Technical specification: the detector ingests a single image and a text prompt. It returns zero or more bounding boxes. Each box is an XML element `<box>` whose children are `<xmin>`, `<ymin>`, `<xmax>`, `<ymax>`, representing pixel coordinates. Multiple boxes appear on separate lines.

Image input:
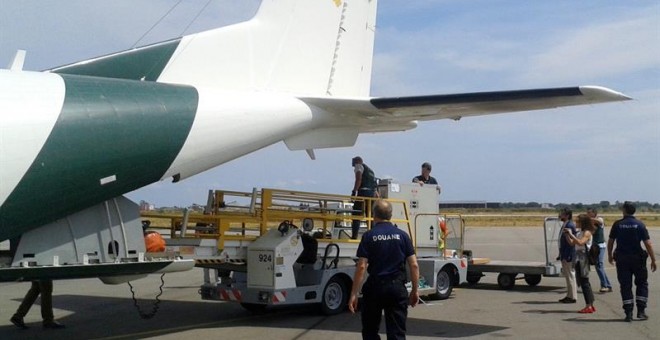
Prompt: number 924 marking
<box><xmin>258</xmin><ymin>254</ymin><xmax>272</xmax><ymax>262</ymax></box>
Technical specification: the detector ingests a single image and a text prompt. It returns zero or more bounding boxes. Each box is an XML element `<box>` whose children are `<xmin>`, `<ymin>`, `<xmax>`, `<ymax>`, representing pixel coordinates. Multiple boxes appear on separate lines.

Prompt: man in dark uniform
<box><xmin>351</xmin><ymin>156</ymin><xmax>379</xmax><ymax>239</ymax></box>
<box><xmin>349</xmin><ymin>200</ymin><xmax>419</xmax><ymax>340</ymax></box>
<box><xmin>608</xmin><ymin>201</ymin><xmax>657</xmax><ymax>322</ymax></box>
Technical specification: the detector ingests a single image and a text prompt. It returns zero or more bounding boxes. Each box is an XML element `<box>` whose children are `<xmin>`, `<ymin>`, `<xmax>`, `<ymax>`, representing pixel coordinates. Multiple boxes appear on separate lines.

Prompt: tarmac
<box><xmin>0</xmin><ymin>226</ymin><xmax>658</xmax><ymax>340</ymax></box>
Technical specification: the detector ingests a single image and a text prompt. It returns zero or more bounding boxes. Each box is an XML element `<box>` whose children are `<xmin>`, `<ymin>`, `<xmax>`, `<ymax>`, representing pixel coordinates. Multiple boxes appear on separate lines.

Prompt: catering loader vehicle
<box><xmin>143</xmin><ymin>181</ymin><xmax>467</xmax><ymax>314</ymax></box>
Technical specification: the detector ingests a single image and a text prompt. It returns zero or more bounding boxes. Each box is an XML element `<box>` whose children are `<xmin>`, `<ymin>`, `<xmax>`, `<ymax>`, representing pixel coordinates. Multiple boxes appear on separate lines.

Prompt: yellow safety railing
<box><xmin>141</xmin><ymin>188</ymin><xmax>414</xmax><ymax>251</ymax></box>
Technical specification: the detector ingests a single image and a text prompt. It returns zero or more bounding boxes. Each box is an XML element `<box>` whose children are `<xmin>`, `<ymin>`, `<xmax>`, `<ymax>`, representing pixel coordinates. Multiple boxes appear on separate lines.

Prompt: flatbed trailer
<box><xmin>465</xmin><ymin>217</ymin><xmax>563</xmax><ymax>290</ymax></box>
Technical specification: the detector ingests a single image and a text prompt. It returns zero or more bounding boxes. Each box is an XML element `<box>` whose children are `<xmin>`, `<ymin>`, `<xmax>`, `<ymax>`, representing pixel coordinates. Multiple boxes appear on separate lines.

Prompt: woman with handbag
<box><xmin>564</xmin><ymin>214</ymin><xmax>597</xmax><ymax>313</ymax></box>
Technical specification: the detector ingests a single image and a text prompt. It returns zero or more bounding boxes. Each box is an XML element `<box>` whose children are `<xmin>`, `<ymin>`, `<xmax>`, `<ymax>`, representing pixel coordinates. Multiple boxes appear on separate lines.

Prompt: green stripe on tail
<box><xmin>53</xmin><ymin>39</ymin><xmax>181</xmax><ymax>81</ymax></box>
<box><xmin>0</xmin><ymin>74</ymin><xmax>198</xmax><ymax>240</ymax></box>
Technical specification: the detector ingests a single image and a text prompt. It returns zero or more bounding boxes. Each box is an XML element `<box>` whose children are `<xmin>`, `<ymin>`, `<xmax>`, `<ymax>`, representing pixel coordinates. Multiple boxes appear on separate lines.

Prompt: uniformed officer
<box><xmin>608</xmin><ymin>201</ymin><xmax>657</xmax><ymax>322</ymax></box>
<box><xmin>349</xmin><ymin>200</ymin><xmax>419</xmax><ymax>340</ymax></box>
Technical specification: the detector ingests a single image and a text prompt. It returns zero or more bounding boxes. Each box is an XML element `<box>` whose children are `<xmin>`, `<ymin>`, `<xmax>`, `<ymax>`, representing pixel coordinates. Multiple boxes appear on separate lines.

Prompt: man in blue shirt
<box><xmin>349</xmin><ymin>200</ymin><xmax>419</xmax><ymax>340</ymax></box>
<box><xmin>608</xmin><ymin>201</ymin><xmax>657</xmax><ymax>321</ymax></box>
<box><xmin>412</xmin><ymin>162</ymin><xmax>438</xmax><ymax>185</ymax></box>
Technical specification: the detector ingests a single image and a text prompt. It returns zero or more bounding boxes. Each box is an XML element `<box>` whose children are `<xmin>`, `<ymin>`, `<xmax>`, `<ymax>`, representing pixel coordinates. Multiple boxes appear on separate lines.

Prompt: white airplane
<box><xmin>0</xmin><ymin>0</ymin><xmax>629</xmax><ymax>282</ymax></box>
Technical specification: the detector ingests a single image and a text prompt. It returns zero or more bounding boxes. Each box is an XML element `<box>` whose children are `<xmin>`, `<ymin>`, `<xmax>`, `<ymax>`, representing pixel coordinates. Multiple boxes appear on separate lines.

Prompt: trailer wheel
<box><xmin>241</xmin><ymin>303</ymin><xmax>267</xmax><ymax>314</ymax></box>
<box><xmin>431</xmin><ymin>268</ymin><xmax>453</xmax><ymax>300</ymax></box>
<box><xmin>320</xmin><ymin>276</ymin><xmax>348</xmax><ymax>315</ymax></box>
<box><xmin>524</xmin><ymin>274</ymin><xmax>542</xmax><ymax>286</ymax></box>
<box><xmin>497</xmin><ymin>273</ymin><xmax>516</xmax><ymax>290</ymax></box>
<box><xmin>466</xmin><ymin>273</ymin><xmax>482</xmax><ymax>285</ymax></box>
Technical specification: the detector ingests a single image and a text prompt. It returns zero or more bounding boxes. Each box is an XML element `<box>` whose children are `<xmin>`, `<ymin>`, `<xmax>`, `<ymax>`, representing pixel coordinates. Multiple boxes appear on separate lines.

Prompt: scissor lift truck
<box><xmin>464</xmin><ymin>217</ymin><xmax>563</xmax><ymax>290</ymax></box>
<box><xmin>143</xmin><ymin>183</ymin><xmax>467</xmax><ymax>314</ymax></box>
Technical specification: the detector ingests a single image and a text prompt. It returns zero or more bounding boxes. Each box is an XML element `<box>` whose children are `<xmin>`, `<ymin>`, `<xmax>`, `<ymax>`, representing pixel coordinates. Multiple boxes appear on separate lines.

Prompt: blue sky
<box><xmin>1</xmin><ymin>0</ymin><xmax>658</xmax><ymax>206</ymax></box>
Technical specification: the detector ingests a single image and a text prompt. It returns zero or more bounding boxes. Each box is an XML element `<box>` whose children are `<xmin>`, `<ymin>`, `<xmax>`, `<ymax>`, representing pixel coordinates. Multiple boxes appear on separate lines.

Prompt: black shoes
<box><xmin>10</xmin><ymin>316</ymin><xmax>65</xmax><ymax>329</ymax></box>
<box><xmin>559</xmin><ymin>297</ymin><xmax>577</xmax><ymax>303</ymax></box>
<box><xmin>10</xmin><ymin>315</ymin><xmax>28</xmax><ymax>329</ymax></box>
<box><xmin>637</xmin><ymin>310</ymin><xmax>648</xmax><ymax>321</ymax></box>
<box><xmin>43</xmin><ymin>320</ymin><xmax>65</xmax><ymax>329</ymax></box>
<box><xmin>623</xmin><ymin>309</ymin><xmax>649</xmax><ymax>322</ymax></box>
<box><xmin>624</xmin><ymin>312</ymin><xmax>633</xmax><ymax>322</ymax></box>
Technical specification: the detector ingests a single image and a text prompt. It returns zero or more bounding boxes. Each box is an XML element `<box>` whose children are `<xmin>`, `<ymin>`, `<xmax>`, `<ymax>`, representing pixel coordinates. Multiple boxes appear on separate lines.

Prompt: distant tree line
<box><xmin>499</xmin><ymin>201</ymin><xmax>660</xmax><ymax>212</ymax></box>
<box><xmin>148</xmin><ymin>201</ymin><xmax>660</xmax><ymax>213</ymax></box>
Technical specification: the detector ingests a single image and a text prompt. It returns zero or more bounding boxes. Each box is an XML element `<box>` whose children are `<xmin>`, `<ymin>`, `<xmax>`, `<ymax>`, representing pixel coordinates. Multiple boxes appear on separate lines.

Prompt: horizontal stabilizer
<box><xmin>370</xmin><ymin>86</ymin><xmax>631</xmax><ymax>120</ymax></box>
<box><xmin>300</xmin><ymin>86</ymin><xmax>630</xmax><ymax>134</ymax></box>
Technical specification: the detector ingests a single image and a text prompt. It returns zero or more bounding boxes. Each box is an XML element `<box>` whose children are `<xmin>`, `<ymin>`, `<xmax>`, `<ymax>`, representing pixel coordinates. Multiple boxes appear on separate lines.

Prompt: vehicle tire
<box><xmin>240</xmin><ymin>303</ymin><xmax>267</xmax><ymax>313</ymax></box>
<box><xmin>431</xmin><ymin>268</ymin><xmax>453</xmax><ymax>300</ymax></box>
<box><xmin>466</xmin><ymin>273</ymin><xmax>481</xmax><ymax>285</ymax></box>
<box><xmin>320</xmin><ymin>276</ymin><xmax>348</xmax><ymax>315</ymax></box>
<box><xmin>524</xmin><ymin>274</ymin><xmax>542</xmax><ymax>286</ymax></box>
<box><xmin>497</xmin><ymin>273</ymin><xmax>516</xmax><ymax>290</ymax></box>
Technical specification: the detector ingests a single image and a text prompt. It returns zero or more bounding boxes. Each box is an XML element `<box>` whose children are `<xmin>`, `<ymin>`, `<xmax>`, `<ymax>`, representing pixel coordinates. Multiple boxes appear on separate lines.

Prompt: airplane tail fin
<box><xmin>158</xmin><ymin>0</ymin><xmax>377</xmax><ymax>96</ymax></box>
<box><xmin>53</xmin><ymin>1</ymin><xmax>377</xmax><ymax>97</ymax></box>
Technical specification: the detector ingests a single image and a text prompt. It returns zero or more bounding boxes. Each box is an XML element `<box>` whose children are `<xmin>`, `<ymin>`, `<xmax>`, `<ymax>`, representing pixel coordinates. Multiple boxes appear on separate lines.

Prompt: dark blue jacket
<box><xmin>356</xmin><ymin>222</ymin><xmax>414</xmax><ymax>278</ymax></box>
<box><xmin>609</xmin><ymin>215</ymin><xmax>650</xmax><ymax>255</ymax></box>
<box><xmin>559</xmin><ymin>220</ymin><xmax>576</xmax><ymax>261</ymax></box>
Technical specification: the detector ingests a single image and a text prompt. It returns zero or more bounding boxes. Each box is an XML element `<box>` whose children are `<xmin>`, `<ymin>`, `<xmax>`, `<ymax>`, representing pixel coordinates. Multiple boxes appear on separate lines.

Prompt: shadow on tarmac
<box><xmin>461</xmin><ymin>282</ymin><xmax>562</xmax><ymax>293</ymax></box>
<box><xmin>1</xmin><ymin>294</ymin><xmax>507</xmax><ymax>340</ymax></box>
<box><xmin>562</xmin><ymin>317</ymin><xmax>631</xmax><ymax>323</ymax></box>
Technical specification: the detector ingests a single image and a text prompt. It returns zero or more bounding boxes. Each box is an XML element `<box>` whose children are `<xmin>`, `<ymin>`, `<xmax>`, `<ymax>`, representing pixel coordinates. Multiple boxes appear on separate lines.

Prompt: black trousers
<box><xmin>14</xmin><ymin>280</ymin><xmax>54</xmax><ymax>321</ymax></box>
<box><xmin>575</xmin><ymin>260</ymin><xmax>594</xmax><ymax>305</ymax></box>
<box><xmin>361</xmin><ymin>278</ymin><xmax>408</xmax><ymax>340</ymax></box>
<box><xmin>615</xmin><ymin>252</ymin><xmax>649</xmax><ymax>311</ymax></box>
<box><xmin>352</xmin><ymin>189</ymin><xmax>376</xmax><ymax>239</ymax></box>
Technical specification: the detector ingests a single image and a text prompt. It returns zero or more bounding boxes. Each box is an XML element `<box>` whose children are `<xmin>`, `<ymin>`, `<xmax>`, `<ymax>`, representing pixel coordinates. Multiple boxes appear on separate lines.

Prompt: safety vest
<box><xmin>361</xmin><ymin>164</ymin><xmax>377</xmax><ymax>190</ymax></box>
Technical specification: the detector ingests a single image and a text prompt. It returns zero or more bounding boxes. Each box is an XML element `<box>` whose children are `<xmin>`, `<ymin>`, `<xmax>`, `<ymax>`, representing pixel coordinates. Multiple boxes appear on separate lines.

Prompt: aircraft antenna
<box><xmin>131</xmin><ymin>0</ymin><xmax>184</xmax><ymax>49</ymax></box>
<box><xmin>179</xmin><ymin>0</ymin><xmax>213</xmax><ymax>36</ymax></box>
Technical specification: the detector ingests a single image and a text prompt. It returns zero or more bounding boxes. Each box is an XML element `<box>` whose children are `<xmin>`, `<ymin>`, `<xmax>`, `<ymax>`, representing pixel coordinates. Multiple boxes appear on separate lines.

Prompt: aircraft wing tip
<box><xmin>579</xmin><ymin>85</ymin><xmax>632</xmax><ymax>101</ymax></box>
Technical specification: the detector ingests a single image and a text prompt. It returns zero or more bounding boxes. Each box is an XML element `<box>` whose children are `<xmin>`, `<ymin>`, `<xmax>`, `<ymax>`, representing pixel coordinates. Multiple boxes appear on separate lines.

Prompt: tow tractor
<box><xmin>142</xmin><ymin>181</ymin><xmax>468</xmax><ymax>314</ymax></box>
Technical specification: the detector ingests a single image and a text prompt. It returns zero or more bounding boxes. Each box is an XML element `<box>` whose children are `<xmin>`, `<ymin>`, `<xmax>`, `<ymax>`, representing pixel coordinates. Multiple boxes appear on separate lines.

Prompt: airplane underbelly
<box><xmin>162</xmin><ymin>89</ymin><xmax>314</xmax><ymax>181</ymax></box>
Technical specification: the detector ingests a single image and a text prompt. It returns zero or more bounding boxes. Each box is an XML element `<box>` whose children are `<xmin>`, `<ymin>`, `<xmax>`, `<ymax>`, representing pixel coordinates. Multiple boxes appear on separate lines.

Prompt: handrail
<box><xmin>141</xmin><ymin>188</ymin><xmax>413</xmax><ymax>258</ymax></box>
<box><xmin>322</xmin><ymin>243</ymin><xmax>340</xmax><ymax>269</ymax></box>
